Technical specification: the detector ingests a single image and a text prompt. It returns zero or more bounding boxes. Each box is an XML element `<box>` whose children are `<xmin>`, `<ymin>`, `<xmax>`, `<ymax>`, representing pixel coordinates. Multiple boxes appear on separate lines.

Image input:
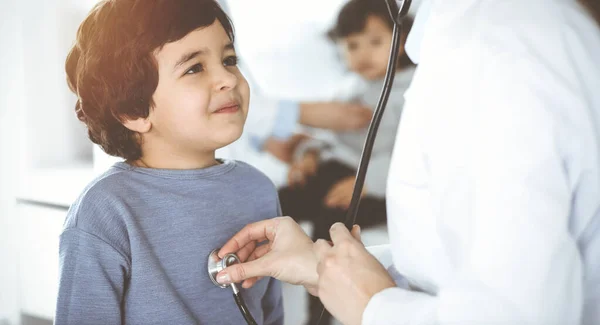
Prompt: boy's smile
<box><xmin>212</xmin><ymin>100</ymin><xmax>241</xmax><ymax>114</ymax></box>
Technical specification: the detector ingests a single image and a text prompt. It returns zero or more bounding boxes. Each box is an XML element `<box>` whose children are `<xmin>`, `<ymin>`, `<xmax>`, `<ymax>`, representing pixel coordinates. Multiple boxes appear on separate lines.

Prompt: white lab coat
<box><xmin>364</xmin><ymin>0</ymin><xmax>600</xmax><ymax>324</ymax></box>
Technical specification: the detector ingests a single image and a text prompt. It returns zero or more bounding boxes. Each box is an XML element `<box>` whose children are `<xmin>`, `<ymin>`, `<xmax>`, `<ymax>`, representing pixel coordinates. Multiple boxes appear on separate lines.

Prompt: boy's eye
<box><xmin>223</xmin><ymin>55</ymin><xmax>239</xmax><ymax>67</ymax></box>
<box><xmin>185</xmin><ymin>63</ymin><xmax>203</xmax><ymax>75</ymax></box>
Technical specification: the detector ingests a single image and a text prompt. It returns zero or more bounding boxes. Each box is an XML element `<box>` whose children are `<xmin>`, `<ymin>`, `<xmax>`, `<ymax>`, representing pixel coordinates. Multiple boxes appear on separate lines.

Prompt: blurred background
<box><xmin>0</xmin><ymin>0</ymin><xmax>420</xmax><ymax>324</ymax></box>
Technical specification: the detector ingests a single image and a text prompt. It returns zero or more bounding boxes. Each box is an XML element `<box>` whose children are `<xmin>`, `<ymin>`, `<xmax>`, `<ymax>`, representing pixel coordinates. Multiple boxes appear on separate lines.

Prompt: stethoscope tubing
<box><xmin>344</xmin><ymin>18</ymin><xmax>404</xmax><ymax>230</ymax></box>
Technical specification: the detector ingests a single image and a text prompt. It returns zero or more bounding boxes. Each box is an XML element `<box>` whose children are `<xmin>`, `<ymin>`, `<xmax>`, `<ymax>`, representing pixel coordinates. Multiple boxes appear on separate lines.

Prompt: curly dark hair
<box><xmin>66</xmin><ymin>0</ymin><xmax>234</xmax><ymax>161</ymax></box>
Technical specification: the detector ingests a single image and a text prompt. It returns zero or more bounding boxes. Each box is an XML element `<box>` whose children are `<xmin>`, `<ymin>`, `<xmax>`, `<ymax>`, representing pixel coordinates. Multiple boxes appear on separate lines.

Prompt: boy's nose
<box><xmin>214</xmin><ymin>68</ymin><xmax>238</xmax><ymax>91</ymax></box>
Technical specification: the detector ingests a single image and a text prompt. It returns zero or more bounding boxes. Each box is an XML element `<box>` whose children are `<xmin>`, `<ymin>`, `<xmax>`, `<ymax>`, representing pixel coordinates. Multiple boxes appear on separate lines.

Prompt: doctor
<box><xmin>217</xmin><ymin>1</ymin><xmax>600</xmax><ymax>324</ymax></box>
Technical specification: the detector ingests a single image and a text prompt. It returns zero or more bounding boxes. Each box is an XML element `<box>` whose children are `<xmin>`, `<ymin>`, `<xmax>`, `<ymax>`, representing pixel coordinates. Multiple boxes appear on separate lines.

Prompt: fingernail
<box><xmin>217</xmin><ymin>272</ymin><xmax>231</xmax><ymax>284</ymax></box>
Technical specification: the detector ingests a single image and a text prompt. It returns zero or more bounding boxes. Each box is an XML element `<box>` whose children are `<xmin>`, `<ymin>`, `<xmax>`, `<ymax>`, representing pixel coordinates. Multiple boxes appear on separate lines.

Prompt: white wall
<box><xmin>19</xmin><ymin>0</ymin><xmax>95</xmax><ymax>169</ymax></box>
<box><xmin>0</xmin><ymin>0</ymin><xmax>25</xmax><ymax>323</ymax></box>
<box><xmin>0</xmin><ymin>1</ymin><xmax>99</xmax><ymax>323</ymax></box>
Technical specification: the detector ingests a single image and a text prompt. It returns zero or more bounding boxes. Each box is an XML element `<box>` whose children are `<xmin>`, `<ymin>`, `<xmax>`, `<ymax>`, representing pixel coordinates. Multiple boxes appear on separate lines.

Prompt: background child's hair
<box><xmin>327</xmin><ymin>0</ymin><xmax>414</xmax><ymax>69</ymax></box>
<box><xmin>66</xmin><ymin>0</ymin><xmax>234</xmax><ymax>161</ymax></box>
<box><xmin>579</xmin><ymin>0</ymin><xmax>600</xmax><ymax>26</ymax></box>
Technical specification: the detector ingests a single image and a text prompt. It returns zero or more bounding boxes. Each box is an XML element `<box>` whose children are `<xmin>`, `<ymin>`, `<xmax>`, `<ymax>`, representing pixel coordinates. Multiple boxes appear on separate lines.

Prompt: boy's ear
<box><xmin>123</xmin><ymin>117</ymin><xmax>152</xmax><ymax>134</ymax></box>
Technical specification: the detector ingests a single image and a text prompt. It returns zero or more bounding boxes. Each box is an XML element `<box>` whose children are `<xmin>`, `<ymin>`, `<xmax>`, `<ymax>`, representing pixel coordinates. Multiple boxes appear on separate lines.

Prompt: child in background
<box><xmin>277</xmin><ymin>0</ymin><xmax>415</xmax><ymax>323</ymax></box>
<box><xmin>55</xmin><ymin>1</ymin><xmax>283</xmax><ymax>324</ymax></box>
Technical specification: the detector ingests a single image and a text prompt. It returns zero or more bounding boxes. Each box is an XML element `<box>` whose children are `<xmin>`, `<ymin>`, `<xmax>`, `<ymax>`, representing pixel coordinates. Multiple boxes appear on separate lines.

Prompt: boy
<box><xmin>55</xmin><ymin>1</ymin><xmax>283</xmax><ymax>324</ymax></box>
<box><xmin>277</xmin><ymin>0</ymin><xmax>415</xmax><ymax>323</ymax></box>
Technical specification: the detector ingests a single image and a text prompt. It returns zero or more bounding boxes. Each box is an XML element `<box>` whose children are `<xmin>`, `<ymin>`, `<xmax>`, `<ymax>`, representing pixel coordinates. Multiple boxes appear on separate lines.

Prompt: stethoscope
<box><xmin>207</xmin><ymin>1</ymin><xmax>413</xmax><ymax>324</ymax></box>
<box><xmin>208</xmin><ymin>249</ymin><xmax>258</xmax><ymax>325</ymax></box>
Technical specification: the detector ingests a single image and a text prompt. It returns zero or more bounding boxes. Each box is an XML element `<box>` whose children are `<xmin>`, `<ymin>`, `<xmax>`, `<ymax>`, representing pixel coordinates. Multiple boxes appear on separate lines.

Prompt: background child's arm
<box><xmin>54</xmin><ymin>228</ymin><xmax>130</xmax><ymax>325</ymax></box>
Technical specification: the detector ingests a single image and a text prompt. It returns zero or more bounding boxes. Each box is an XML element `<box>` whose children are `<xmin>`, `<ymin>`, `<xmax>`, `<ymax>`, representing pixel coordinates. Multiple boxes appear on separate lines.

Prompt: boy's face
<box><xmin>340</xmin><ymin>15</ymin><xmax>396</xmax><ymax>81</ymax></box>
<box><xmin>149</xmin><ymin>20</ymin><xmax>249</xmax><ymax>156</ymax></box>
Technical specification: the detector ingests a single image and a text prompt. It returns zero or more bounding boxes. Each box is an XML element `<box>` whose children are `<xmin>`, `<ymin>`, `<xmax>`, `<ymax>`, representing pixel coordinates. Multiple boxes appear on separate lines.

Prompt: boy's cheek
<box><xmin>239</xmin><ymin>76</ymin><xmax>250</xmax><ymax>95</ymax></box>
<box><xmin>240</xmin><ymin>82</ymin><xmax>251</xmax><ymax>109</ymax></box>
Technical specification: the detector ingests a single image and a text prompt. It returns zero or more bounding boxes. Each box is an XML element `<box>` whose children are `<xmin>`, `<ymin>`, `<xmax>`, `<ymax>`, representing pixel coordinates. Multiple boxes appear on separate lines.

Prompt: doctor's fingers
<box><xmin>329</xmin><ymin>223</ymin><xmax>363</xmax><ymax>254</ymax></box>
<box><xmin>247</xmin><ymin>243</ymin><xmax>271</xmax><ymax>262</ymax></box>
<box><xmin>240</xmin><ymin>245</ymin><xmax>271</xmax><ymax>288</ymax></box>
<box><xmin>234</xmin><ymin>241</ymin><xmax>257</xmax><ymax>263</ymax></box>
<box><xmin>314</xmin><ymin>226</ymin><xmax>361</xmax><ymax>281</ymax></box>
<box><xmin>216</xmin><ymin>257</ymin><xmax>270</xmax><ymax>285</ymax></box>
<box><xmin>315</xmin><ymin>242</ymin><xmax>347</xmax><ymax>293</ymax></box>
<box><xmin>350</xmin><ymin>225</ymin><xmax>362</xmax><ymax>242</ymax></box>
<box><xmin>218</xmin><ymin>217</ymin><xmax>281</xmax><ymax>258</ymax></box>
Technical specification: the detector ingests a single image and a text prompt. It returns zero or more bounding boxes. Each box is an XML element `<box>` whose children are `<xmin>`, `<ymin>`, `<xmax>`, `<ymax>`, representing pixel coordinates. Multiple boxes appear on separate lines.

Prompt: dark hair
<box><xmin>66</xmin><ymin>0</ymin><xmax>234</xmax><ymax>161</ymax></box>
<box><xmin>327</xmin><ymin>0</ymin><xmax>414</xmax><ymax>68</ymax></box>
<box><xmin>579</xmin><ymin>0</ymin><xmax>600</xmax><ymax>26</ymax></box>
<box><xmin>327</xmin><ymin>0</ymin><xmax>395</xmax><ymax>40</ymax></box>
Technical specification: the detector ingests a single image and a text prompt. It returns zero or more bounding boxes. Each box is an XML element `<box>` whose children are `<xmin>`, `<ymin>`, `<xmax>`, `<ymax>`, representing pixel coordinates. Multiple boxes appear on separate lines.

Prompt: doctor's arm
<box><xmin>360</xmin><ymin>56</ymin><xmax>582</xmax><ymax>325</ymax></box>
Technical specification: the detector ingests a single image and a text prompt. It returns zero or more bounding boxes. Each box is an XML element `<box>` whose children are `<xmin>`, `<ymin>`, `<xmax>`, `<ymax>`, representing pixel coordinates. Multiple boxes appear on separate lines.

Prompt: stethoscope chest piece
<box><xmin>207</xmin><ymin>249</ymin><xmax>256</xmax><ymax>324</ymax></box>
<box><xmin>208</xmin><ymin>248</ymin><xmax>240</xmax><ymax>289</ymax></box>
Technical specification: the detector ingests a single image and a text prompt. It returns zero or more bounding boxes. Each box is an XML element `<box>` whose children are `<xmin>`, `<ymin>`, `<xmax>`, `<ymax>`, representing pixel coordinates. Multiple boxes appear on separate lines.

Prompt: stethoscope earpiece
<box><xmin>387</xmin><ymin>0</ymin><xmax>412</xmax><ymax>24</ymax></box>
<box><xmin>399</xmin><ymin>0</ymin><xmax>412</xmax><ymax>18</ymax></box>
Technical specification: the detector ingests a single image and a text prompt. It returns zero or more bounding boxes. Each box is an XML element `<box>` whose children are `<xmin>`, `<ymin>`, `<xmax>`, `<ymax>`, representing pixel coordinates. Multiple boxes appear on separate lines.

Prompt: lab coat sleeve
<box><xmin>363</xmin><ymin>48</ymin><xmax>582</xmax><ymax>324</ymax></box>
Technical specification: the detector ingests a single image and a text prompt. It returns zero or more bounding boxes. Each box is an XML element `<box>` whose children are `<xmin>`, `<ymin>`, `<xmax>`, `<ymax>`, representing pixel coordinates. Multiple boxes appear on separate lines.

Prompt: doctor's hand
<box><xmin>315</xmin><ymin>223</ymin><xmax>395</xmax><ymax>325</ymax></box>
<box><xmin>299</xmin><ymin>102</ymin><xmax>372</xmax><ymax>131</ymax></box>
<box><xmin>216</xmin><ymin>216</ymin><xmax>320</xmax><ymax>294</ymax></box>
